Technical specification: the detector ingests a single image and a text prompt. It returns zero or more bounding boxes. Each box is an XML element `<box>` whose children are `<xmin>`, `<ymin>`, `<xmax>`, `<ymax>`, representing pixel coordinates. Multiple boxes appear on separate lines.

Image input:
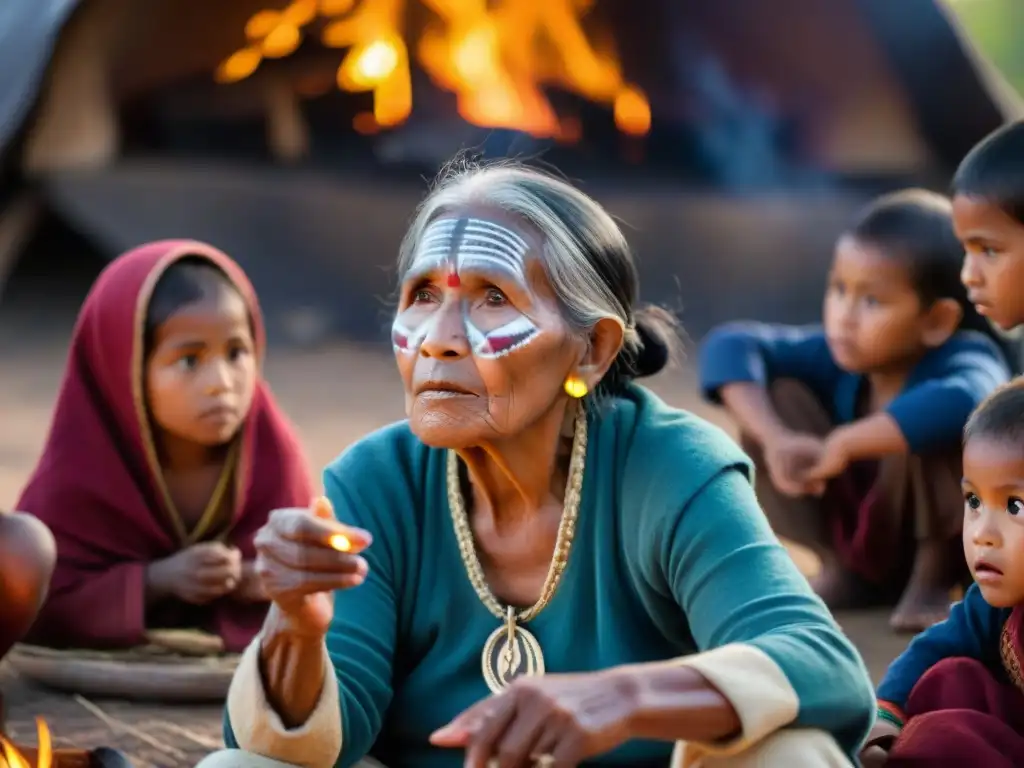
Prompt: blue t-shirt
<box><xmin>698</xmin><ymin>324</ymin><xmax>1011</xmax><ymax>453</ymax></box>
<box><xmin>877</xmin><ymin>583</ymin><xmax>1011</xmax><ymax>710</ymax></box>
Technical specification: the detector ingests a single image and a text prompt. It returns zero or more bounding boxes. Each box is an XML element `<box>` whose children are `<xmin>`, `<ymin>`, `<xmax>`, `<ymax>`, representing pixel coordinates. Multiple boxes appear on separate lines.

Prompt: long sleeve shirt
<box><xmin>698</xmin><ymin>324</ymin><xmax>1010</xmax><ymax>452</ymax></box>
<box><xmin>223</xmin><ymin>385</ymin><xmax>874</xmax><ymax>767</ymax></box>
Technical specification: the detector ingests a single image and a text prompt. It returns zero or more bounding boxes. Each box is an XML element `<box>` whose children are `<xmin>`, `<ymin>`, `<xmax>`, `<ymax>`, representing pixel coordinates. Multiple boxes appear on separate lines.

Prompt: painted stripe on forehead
<box><xmin>418</xmin><ymin>221</ymin><xmax>528</xmax><ymax>254</ymax></box>
<box><xmin>419</xmin><ymin>217</ymin><xmax>528</xmax><ymax>246</ymax></box>
<box><xmin>414</xmin><ymin>241</ymin><xmax>524</xmax><ymax>270</ymax></box>
<box><xmin>463</xmin><ymin>220</ymin><xmax>529</xmax><ymax>252</ymax></box>
<box><xmin>412</xmin><ymin>217</ymin><xmax>530</xmax><ymax>275</ymax></box>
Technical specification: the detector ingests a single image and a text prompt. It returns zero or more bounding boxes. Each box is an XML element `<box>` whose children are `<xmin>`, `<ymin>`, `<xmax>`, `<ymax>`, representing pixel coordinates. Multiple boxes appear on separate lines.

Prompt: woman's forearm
<box><xmin>623</xmin><ymin>663</ymin><xmax>741</xmax><ymax>744</ymax></box>
<box><xmin>719</xmin><ymin>383</ymin><xmax>788</xmax><ymax>445</ymax></box>
<box><xmin>258</xmin><ymin>606</ymin><xmax>330</xmax><ymax>728</ymax></box>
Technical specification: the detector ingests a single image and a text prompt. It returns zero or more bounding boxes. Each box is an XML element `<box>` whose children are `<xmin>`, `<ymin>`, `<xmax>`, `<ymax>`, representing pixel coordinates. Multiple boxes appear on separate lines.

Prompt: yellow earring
<box><xmin>564</xmin><ymin>376</ymin><xmax>588</xmax><ymax>398</ymax></box>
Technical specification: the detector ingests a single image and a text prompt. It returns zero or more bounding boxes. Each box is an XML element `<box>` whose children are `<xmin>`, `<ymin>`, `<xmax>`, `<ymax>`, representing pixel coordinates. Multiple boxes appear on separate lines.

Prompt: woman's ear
<box><xmin>576</xmin><ymin>318</ymin><xmax>624</xmax><ymax>389</ymax></box>
<box><xmin>922</xmin><ymin>298</ymin><xmax>963</xmax><ymax>348</ymax></box>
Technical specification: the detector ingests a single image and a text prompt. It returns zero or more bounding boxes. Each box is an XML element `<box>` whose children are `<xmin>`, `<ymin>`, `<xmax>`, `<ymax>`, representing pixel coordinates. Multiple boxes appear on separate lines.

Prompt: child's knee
<box><xmin>767</xmin><ymin>380</ymin><xmax>832</xmax><ymax>436</ymax></box>
<box><xmin>917</xmin><ymin>656</ymin><xmax>989</xmax><ymax>687</ymax></box>
<box><xmin>0</xmin><ymin>511</ymin><xmax>56</xmax><ymax>609</ymax></box>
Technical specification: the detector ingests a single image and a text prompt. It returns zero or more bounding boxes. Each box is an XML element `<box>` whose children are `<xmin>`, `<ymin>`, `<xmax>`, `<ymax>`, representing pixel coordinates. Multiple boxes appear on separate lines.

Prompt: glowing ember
<box><xmin>216</xmin><ymin>0</ymin><xmax>650</xmax><ymax>138</ymax></box>
<box><xmin>0</xmin><ymin>718</ymin><xmax>53</xmax><ymax>768</ymax></box>
<box><xmin>328</xmin><ymin>533</ymin><xmax>353</xmax><ymax>552</ymax></box>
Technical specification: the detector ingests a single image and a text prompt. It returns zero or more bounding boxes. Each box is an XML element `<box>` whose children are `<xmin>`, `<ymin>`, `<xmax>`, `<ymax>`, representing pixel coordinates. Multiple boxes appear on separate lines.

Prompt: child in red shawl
<box><xmin>17</xmin><ymin>241</ymin><xmax>312</xmax><ymax>653</ymax></box>
<box><xmin>861</xmin><ymin>379</ymin><xmax>1024</xmax><ymax>766</ymax></box>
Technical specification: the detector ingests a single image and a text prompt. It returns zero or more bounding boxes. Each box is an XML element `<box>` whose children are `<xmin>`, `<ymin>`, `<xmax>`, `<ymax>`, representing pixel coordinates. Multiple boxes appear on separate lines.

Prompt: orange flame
<box><xmin>216</xmin><ymin>0</ymin><xmax>650</xmax><ymax>138</ymax></box>
<box><xmin>0</xmin><ymin>718</ymin><xmax>53</xmax><ymax>768</ymax></box>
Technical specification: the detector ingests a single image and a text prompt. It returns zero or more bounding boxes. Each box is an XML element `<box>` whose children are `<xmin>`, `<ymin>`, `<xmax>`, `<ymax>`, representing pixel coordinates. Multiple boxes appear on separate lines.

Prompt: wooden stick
<box><xmin>151</xmin><ymin>722</ymin><xmax>221</xmax><ymax>751</ymax></box>
<box><xmin>72</xmin><ymin>695</ymin><xmax>187</xmax><ymax>760</ymax></box>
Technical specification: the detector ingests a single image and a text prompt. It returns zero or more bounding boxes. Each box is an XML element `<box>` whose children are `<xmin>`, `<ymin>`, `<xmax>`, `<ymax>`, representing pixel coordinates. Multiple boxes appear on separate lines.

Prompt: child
<box><xmin>952</xmin><ymin>120</ymin><xmax>1024</xmax><ymax>332</ymax></box>
<box><xmin>0</xmin><ymin>510</ymin><xmax>55</xmax><ymax>725</ymax></box>
<box><xmin>698</xmin><ymin>189</ymin><xmax>1011</xmax><ymax>633</ymax></box>
<box><xmin>861</xmin><ymin>380</ymin><xmax>1024</xmax><ymax>766</ymax></box>
<box><xmin>17</xmin><ymin>240</ymin><xmax>312</xmax><ymax>653</ymax></box>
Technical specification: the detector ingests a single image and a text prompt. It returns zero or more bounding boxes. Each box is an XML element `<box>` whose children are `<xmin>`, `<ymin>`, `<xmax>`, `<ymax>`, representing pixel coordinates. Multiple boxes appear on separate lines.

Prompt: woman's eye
<box><xmin>863</xmin><ymin>295</ymin><xmax>879</xmax><ymax>307</ymax></box>
<box><xmin>413</xmin><ymin>288</ymin><xmax>435</xmax><ymax>304</ymax></box>
<box><xmin>228</xmin><ymin>345</ymin><xmax>249</xmax><ymax>362</ymax></box>
<box><xmin>1009</xmin><ymin>497</ymin><xmax>1024</xmax><ymax>516</ymax></box>
<box><xmin>965</xmin><ymin>492</ymin><xmax>981</xmax><ymax>510</ymax></box>
<box><xmin>485</xmin><ymin>287</ymin><xmax>507</xmax><ymax>306</ymax></box>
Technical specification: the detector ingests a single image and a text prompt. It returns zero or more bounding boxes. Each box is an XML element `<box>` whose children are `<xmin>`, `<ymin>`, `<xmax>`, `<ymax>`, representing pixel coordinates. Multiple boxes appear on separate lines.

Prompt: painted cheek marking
<box><xmin>466</xmin><ymin>315</ymin><xmax>540</xmax><ymax>358</ymax></box>
<box><xmin>391</xmin><ymin>316</ymin><xmax>430</xmax><ymax>355</ymax></box>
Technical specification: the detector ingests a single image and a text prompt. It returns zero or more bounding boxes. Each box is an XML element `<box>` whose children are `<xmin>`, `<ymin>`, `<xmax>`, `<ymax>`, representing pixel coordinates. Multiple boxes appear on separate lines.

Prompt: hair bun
<box><xmin>633</xmin><ymin>312</ymin><xmax>672</xmax><ymax>378</ymax></box>
<box><xmin>596</xmin><ymin>307</ymin><xmax>679</xmax><ymax>394</ymax></box>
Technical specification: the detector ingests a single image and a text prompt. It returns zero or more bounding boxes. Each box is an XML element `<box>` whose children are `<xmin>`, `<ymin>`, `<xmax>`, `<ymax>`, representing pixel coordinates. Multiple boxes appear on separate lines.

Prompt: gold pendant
<box><xmin>481</xmin><ymin>606</ymin><xmax>545</xmax><ymax>693</ymax></box>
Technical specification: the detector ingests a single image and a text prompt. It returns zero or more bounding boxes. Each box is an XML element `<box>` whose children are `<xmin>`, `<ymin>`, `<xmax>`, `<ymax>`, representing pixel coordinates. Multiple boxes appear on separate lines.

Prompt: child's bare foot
<box><xmin>811</xmin><ymin>563</ymin><xmax>886</xmax><ymax>609</ymax></box>
<box><xmin>889</xmin><ymin>539</ymin><xmax>956</xmax><ymax>633</ymax></box>
<box><xmin>889</xmin><ymin>586</ymin><xmax>952</xmax><ymax>633</ymax></box>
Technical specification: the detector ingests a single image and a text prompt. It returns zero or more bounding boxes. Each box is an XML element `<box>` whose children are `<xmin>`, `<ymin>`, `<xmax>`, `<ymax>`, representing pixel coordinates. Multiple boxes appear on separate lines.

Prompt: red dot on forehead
<box><xmin>447</xmin><ymin>272</ymin><xmax>461</xmax><ymax>288</ymax></box>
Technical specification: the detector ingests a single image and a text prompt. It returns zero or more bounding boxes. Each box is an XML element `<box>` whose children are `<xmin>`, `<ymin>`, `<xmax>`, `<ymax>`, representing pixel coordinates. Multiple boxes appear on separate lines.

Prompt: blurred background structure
<box><xmin>0</xmin><ymin>3</ymin><xmax>1023</xmax><ymax>763</ymax></box>
<box><xmin>0</xmin><ymin>0</ymin><xmax>1020</xmax><ymax>345</ymax></box>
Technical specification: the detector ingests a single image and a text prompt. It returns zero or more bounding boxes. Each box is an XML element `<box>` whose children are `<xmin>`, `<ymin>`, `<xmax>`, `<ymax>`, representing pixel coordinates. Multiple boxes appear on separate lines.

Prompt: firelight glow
<box><xmin>329</xmin><ymin>533</ymin><xmax>353</xmax><ymax>552</ymax></box>
<box><xmin>215</xmin><ymin>0</ymin><xmax>651</xmax><ymax>138</ymax></box>
<box><xmin>0</xmin><ymin>718</ymin><xmax>53</xmax><ymax>768</ymax></box>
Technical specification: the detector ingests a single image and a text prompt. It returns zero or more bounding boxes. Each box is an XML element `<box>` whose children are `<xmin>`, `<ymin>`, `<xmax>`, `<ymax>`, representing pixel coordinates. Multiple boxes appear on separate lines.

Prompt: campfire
<box><xmin>0</xmin><ymin>719</ymin><xmax>51</xmax><ymax>768</ymax></box>
<box><xmin>214</xmin><ymin>0</ymin><xmax>651</xmax><ymax>138</ymax></box>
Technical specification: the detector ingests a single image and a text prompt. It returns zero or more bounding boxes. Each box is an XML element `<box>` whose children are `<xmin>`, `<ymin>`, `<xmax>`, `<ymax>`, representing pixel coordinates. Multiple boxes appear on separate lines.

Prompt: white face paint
<box><xmin>392</xmin><ymin>217</ymin><xmax>542</xmax><ymax>357</ymax></box>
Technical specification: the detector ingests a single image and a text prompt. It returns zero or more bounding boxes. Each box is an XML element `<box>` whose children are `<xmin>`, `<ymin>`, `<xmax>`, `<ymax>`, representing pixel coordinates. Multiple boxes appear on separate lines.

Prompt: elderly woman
<box><xmin>202</xmin><ymin>164</ymin><xmax>874</xmax><ymax>768</ymax></box>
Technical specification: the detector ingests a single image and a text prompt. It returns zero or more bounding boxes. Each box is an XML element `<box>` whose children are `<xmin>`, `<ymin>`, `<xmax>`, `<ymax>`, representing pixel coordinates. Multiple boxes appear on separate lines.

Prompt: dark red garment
<box><xmin>17</xmin><ymin>240</ymin><xmax>312</xmax><ymax>653</ymax></box>
<box><xmin>887</xmin><ymin>608</ymin><xmax>1024</xmax><ymax>766</ymax></box>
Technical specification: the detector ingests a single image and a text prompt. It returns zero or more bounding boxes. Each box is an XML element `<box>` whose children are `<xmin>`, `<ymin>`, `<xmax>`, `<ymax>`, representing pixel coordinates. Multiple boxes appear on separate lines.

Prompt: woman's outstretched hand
<box><xmin>430</xmin><ymin>671</ymin><xmax>635</xmax><ymax>768</ymax></box>
<box><xmin>254</xmin><ymin>496</ymin><xmax>373</xmax><ymax>637</ymax></box>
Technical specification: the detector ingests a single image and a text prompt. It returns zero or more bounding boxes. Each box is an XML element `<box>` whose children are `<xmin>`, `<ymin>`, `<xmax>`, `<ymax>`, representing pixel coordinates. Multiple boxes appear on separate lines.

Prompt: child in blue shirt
<box><xmin>862</xmin><ymin>380</ymin><xmax>1024</xmax><ymax>766</ymax></box>
<box><xmin>699</xmin><ymin>189</ymin><xmax>1011</xmax><ymax>633</ymax></box>
<box><xmin>953</xmin><ymin>120</ymin><xmax>1024</xmax><ymax>332</ymax></box>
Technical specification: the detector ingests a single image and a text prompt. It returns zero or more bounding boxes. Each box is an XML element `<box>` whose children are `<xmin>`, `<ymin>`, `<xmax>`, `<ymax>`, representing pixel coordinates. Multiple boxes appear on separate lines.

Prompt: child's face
<box><xmin>962</xmin><ymin>436</ymin><xmax>1024</xmax><ymax>607</ymax></box>
<box><xmin>954</xmin><ymin>194</ymin><xmax>1024</xmax><ymax>331</ymax></box>
<box><xmin>823</xmin><ymin>236</ymin><xmax>933</xmax><ymax>374</ymax></box>
<box><xmin>145</xmin><ymin>284</ymin><xmax>257</xmax><ymax>449</ymax></box>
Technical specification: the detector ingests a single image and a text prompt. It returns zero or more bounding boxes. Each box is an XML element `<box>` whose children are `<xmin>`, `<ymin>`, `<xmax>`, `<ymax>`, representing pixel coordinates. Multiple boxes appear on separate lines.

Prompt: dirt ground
<box><xmin>0</xmin><ymin>312</ymin><xmax>908</xmax><ymax>766</ymax></box>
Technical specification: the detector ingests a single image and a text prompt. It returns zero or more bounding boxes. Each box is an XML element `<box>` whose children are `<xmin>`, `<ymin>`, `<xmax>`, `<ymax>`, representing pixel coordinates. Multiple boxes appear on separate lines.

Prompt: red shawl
<box><xmin>17</xmin><ymin>240</ymin><xmax>312</xmax><ymax>653</ymax></box>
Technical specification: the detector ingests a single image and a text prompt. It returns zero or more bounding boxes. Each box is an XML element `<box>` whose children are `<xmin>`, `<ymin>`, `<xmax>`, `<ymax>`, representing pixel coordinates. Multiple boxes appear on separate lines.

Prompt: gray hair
<box><xmin>397</xmin><ymin>161</ymin><xmax>677</xmax><ymax>391</ymax></box>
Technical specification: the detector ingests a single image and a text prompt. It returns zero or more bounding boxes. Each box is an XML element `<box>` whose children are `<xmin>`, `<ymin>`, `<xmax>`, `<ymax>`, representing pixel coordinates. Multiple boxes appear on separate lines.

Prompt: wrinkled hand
<box><xmin>151</xmin><ymin>542</ymin><xmax>242</xmax><ymax>605</ymax></box>
<box><xmin>253</xmin><ymin>496</ymin><xmax>373</xmax><ymax>638</ymax></box>
<box><xmin>858</xmin><ymin>719</ymin><xmax>900</xmax><ymax>767</ymax></box>
<box><xmin>430</xmin><ymin>671</ymin><xmax>635</xmax><ymax>768</ymax></box>
<box><xmin>763</xmin><ymin>431</ymin><xmax>825</xmax><ymax>497</ymax></box>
